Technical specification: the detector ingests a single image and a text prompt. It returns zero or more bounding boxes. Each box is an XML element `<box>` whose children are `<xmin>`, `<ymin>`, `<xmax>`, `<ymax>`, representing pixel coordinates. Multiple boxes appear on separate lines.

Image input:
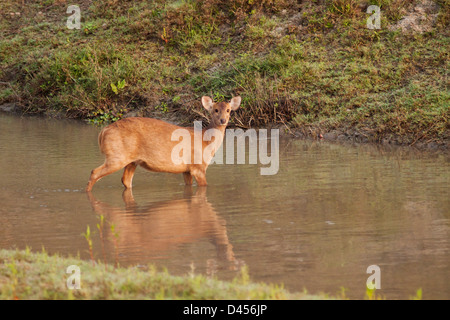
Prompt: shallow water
<box><xmin>0</xmin><ymin>113</ymin><xmax>448</xmax><ymax>299</ymax></box>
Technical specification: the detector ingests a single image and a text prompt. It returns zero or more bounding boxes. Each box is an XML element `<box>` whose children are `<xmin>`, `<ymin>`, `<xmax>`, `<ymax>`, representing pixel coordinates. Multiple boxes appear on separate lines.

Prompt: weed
<box><xmin>82</xmin><ymin>225</ymin><xmax>95</xmax><ymax>266</ymax></box>
<box><xmin>236</xmin><ymin>265</ymin><xmax>250</xmax><ymax>286</ymax></box>
<box><xmin>154</xmin><ymin>102</ymin><xmax>169</xmax><ymax>113</ymax></box>
<box><xmin>410</xmin><ymin>288</ymin><xmax>423</xmax><ymax>300</ymax></box>
<box><xmin>365</xmin><ymin>286</ymin><xmax>385</xmax><ymax>300</ymax></box>
<box><xmin>110</xmin><ymin>79</ymin><xmax>127</xmax><ymax>95</ymax></box>
<box><xmin>88</xmin><ymin>108</ymin><xmax>127</xmax><ymax>125</ymax></box>
<box><xmin>96</xmin><ymin>215</ymin><xmax>107</xmax><ymax>270</ymax></box>
<box><xmin>6</xmin><ymin>260</ymin><xmax>19</xmax><ymax>300</ymax></box>
<box><xmin>328</xmin><ymin>0</ymin><xmax>359</xmax><ymax>18</ymax></box>
<box><xmin>110</xmin><ymin>223</ymin><xmax>120</xmax><ymax>268</ymax></box>
<box><xmin>83</xmin><ymin>22</ymin><xmax>98</xmax><ymax>35</ymax></box>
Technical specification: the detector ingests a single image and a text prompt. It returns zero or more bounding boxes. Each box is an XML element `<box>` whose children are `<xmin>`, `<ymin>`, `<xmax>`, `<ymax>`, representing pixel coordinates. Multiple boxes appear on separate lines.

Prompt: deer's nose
<box><xmin>220</xmin><ymin>118</ymin><xmax>226</xmax><ymax>125</ymax></box>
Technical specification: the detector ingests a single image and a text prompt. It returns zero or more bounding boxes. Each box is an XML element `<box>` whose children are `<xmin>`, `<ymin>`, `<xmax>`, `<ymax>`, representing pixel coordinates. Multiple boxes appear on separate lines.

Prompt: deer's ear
<box><xmin>229</xmin><ymin>96</ymin><xmax>241</xmax><ymax>111</ymax></box>
<box><xmin>202</xmin><ymin>96</ymin><xmax>214</xmax><ymax>111</ymax></box>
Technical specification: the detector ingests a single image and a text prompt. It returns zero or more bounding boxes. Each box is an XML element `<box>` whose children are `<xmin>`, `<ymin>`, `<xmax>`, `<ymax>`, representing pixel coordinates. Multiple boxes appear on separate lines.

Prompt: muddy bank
<box><xmin>0</xmin><ymin>103</ymin><xmax>18</xmax><ymax>114</ymax></box>
<box><xmin>1</xmin><ymin>0</ymin><xmax>448</xmax><ymax>151</ymax></box>
<box><xmin>288</xmin><ymin>128</ymin><xmax>449</xmax><ymax>153</ymax></box>
<box><xmin>2</xmin><ymin>102</ymin><xmax>448</xmax><ymax>153</ymax></box>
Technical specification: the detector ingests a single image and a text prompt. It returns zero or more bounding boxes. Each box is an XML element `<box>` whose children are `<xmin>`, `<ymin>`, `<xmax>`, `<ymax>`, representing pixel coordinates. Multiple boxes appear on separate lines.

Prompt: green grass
<box><xmin>0</xmin><ymin>0</ymin><xmax>448</xmax><ymax>145</ymax></box>
<box><xmin>0</xmin><ymin>248</ymin><xmax>322</xmax><ymax>300</ymax></box>
<box><xmin>0</xmin><ymin>249</ymin><xmax>424</xmax><ymax>300</ymax></box>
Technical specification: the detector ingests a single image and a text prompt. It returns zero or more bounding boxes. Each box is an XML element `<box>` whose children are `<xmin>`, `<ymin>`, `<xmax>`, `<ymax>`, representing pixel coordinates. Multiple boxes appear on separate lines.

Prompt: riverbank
<box><xmin>0</xmin><ymin>248</ymin><xmax>328</xmax><ymax>300</ymax></box>
<box><xmin>0</xmin><ymin>0</ymin><xmax>448</xmax><ymax>149</ymax></box>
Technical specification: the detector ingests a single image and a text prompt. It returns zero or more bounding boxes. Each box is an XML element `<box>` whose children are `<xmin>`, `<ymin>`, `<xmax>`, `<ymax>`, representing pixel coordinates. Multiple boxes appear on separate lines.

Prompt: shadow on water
<box><xmin>85</xmin><ymin>187</ymin><xmax>240</xmax><ymax>272</ymax></box>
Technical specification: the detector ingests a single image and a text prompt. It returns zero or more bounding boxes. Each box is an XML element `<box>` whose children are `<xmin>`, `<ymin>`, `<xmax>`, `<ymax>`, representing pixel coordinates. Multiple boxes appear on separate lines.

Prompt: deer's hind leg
<box><xmin>121</xmin><ymin>162</ymin><xmax>138</xmax><ymax>189</ymax></box>
<box><xmin>86</xmin><ymin>159</ymin><xmax>127</xmax><ymax>191</ymax></box>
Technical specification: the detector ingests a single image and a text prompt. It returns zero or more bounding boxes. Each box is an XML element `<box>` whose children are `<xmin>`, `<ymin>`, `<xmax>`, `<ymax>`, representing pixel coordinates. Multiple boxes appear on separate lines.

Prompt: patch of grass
<box><xmin>0</xmin><ymin>249</ymin><xmax>321</xmax><ymax>300</ymax></box>
<box><xmin>0</xmin><ymin>249</ymin><xmax>425</xmax><ymax>300</ymax></box>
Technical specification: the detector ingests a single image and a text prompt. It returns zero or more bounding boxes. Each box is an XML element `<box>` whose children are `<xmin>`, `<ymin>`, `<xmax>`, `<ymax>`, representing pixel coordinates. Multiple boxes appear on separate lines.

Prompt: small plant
<box><xmin>410</xmin><ymin>288</ymin><xmax>423</xmax><ymax>300</ymax></box>
<box><xmin>110</xmin><ymin>79</ymin><xmax>127</xmax><ymax>95</ymax></box>
<box><xmin>365</xmin><ymin>286</ymin><xmax>384</xmax><ymax>300</ymax></box>
<box><xmin>81</xmin><ymin>218</ymin><xmax>120</xmax><ymax>268</ymax></box>
<box><xmin>234</xmin><ymin>265</ymin><xmax>250</xmax><ymax>286</ymax></box>
<box><xmin>172</xmin><ymin>95</ymin><xmax>181</xmax><ymax>103</ymax></box>
<box><xmin>88</xmin><ymin>108</ymin><xmax>127</xmax><ymax>125</ymax></box>
<box><xmin>337</xmin><ymin>287</ymin><xmax>349</xmax><ymax>300</ymax></box>
<box><xmin>82</xmin><ymin>225</ymin><xmax>95</xmax><ymax>266</ymax></box>
<box><xmin>154</xmin><ymin>102</ymin><xmax>169</xmax><ymax>113</ymax></box>
<box><xmin>110</xmin><ymin>223</ymin><xmax>120</xmax><ymax>268</ymax></box>
<box><xmin>6</xmin><ymin>260</ymin><xmax>19</xmax><ymax>300</ymax></box>
<box><xmin>83</xmin><ymin>22</ymin><xmax>98</xmax><ymax>35</ymax></box>
<box><xmin>161</xmin><ymin>27</ymin><xmax>170</xmax><ymax>44</ymax></box>
<box><xmin>328</xmin><ymin>0</ymin><xmax>359</xmax><ymax>17</ymax></box>
<box><xmin>213</xmin><ymin>92</ymin><xmax>226</xmax><ymax>102</ymax></box>
<box><xmin>97</xmin><ymin>215</ymin><xmax>107</xmax><ymax>270</ymax></box>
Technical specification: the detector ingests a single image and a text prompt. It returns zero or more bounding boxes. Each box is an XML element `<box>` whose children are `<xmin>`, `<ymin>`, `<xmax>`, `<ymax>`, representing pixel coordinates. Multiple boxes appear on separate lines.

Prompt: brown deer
<box><xmin>86</xmin><ymin>96</ymin><xmax>241</xmax><ymax>191</ymax></box>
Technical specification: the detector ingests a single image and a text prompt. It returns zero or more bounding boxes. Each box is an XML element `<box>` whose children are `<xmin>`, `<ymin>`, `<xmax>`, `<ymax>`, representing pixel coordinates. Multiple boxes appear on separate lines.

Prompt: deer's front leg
<box><xmin>183</xmin><ymin>172</ymin><xmax>193</xmax><ymax>185</ymax></box>
<box><xmin>191</xmin><ymin>169</ymin><xmax>207</xmax><ymax>186</ymax></box>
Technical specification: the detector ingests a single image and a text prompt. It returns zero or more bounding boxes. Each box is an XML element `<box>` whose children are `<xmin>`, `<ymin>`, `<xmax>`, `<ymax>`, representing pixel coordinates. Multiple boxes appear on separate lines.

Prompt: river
<box><xmin>0</xmin><ymin>113</ymin><xmax>448</xmax><ymax>299</ymax></box>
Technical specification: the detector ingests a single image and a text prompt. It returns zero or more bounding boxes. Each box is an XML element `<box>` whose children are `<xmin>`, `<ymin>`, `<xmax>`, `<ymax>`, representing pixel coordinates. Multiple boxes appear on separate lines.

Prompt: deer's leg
<box><xmin>191</xmin><ymin>169</ymin><xmax>207</xmax><ymax>186</ymax></box>
<box><xmin>183</xmin><ymin>172</ymin><xmax>193</xmax><ymax>185</ymax></box>
<box><xmin>86</xmin><ymin>160</ymin><xmax>125</xmax><ymax>191</ymax></box>
<box><xmin>121</xmin><ymin>162</ymin><xmax>138</xmax><ymax>189</ymax></box>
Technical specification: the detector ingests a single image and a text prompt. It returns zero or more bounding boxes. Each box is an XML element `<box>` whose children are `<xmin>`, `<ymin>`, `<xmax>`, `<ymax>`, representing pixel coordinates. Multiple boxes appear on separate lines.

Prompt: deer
<box><xmin>86</xmin><ymin>96</ymin><xmax>241</xmax><ymax>191</ymax></box>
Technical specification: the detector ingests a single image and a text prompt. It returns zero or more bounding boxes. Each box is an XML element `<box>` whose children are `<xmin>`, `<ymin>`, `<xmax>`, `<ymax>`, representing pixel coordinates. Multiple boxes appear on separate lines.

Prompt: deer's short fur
<box><xmin>86</xmin><ymin>96</ymin><xmax>241</xmax><ymax>191</ymax></box>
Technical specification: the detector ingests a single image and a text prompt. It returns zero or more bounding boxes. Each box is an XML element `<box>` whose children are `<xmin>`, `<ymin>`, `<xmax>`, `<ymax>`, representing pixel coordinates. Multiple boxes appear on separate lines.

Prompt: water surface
<box><xmin>0</xmin><ymin>113</ymin><xmax>448</xmax><ymax>299</ymax></box>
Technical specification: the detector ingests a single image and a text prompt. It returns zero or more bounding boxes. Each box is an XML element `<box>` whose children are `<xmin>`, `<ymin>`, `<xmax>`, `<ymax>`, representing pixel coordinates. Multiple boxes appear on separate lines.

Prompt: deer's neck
<box><xmin>202</xmin><ymin>123</ymin><xmax>226</xmax><ymax>146</ymax></box>
<box><xmin>206</xmin><ymin>121</ymin><xmax>227</xmax><ymax>133</ymax></box>
<box><xmin>197</xmin><ymin>124</ymin><xmax>226</xmax><ymax>165</ymax></box>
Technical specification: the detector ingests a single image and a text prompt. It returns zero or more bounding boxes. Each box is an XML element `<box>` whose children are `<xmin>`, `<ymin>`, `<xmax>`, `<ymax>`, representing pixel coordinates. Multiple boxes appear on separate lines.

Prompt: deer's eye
<box><xmin>227</xmin><ymin>109</ymin><xmax>230</xmax><ymax>113</ymax></box>
<box><xmin>215</xmin><ymin>109</ymin><xmax>219</xmax><ymax>113</ymax></box>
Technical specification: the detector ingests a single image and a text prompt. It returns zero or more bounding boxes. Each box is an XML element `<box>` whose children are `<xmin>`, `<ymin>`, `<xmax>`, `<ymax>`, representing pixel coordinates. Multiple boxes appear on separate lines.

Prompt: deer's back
<box><xmin>98</xmin><ymin>117</ymin><xmax>189</xmax><ymax>171</ymax></box>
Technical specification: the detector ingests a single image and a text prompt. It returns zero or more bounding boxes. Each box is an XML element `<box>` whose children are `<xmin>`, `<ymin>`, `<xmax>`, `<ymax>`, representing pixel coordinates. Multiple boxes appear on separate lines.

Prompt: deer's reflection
<box><xmin>86</xmin><ymin>187</ymin><xmax>236</xmax><ymax>268</ymax></box>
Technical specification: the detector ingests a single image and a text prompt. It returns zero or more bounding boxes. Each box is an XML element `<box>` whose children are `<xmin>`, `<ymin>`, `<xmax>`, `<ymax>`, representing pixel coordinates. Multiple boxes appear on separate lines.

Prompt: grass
<box><xmin>0</xmin><ymin>248</ymin><xmax>323</xmax><ymax>300</ymax></box>
<box><xmin>0</xmin><ymin>0</ymin><xmax>448</xmax><ymax>146</ymax></box>
<box><xmin>0</xmin><ymin>249</ymin><xmax>425</xmax><ymax>300</ymax></box>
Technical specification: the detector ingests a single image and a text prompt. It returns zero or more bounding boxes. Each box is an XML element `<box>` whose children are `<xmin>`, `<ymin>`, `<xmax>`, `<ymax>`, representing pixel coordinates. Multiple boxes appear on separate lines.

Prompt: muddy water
<box><xmin>0</xmin><ymin>113</ymin><xmax>448</xmax><ymax>299</ymax></box>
